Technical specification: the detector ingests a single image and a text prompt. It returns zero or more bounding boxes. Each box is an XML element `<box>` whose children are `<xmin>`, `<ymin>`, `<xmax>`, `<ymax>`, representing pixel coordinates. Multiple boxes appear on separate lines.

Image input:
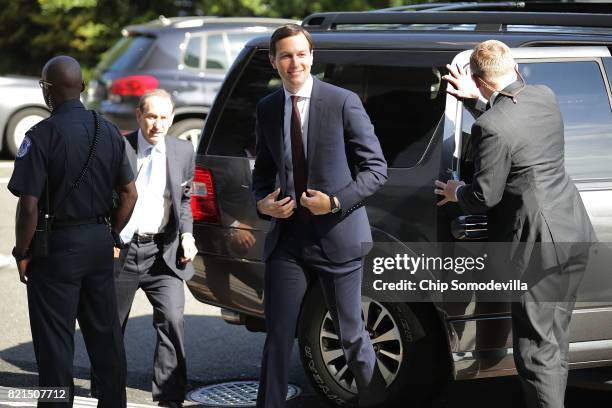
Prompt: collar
<box><xmin>51</xmin><ymin>98</ymin><xmax>85</xmax><ymax>116</ymax></box>
<box><xmin>491</xmin><ymin>79</ymin><xmax>525</xmax><ymax>107</ymax></box>
<box><xmin>490</xmin><ymin>91</ymin><xmax>501</xmax><ymax>105</ymax></box>
<box><xmin>502</xmin><ymin>79</ymin><xmax>525</xmax><ymax>95</ymax></box>
<box><xmin>137</xmin><ymin>129</ymin><xmax>166</xmax><ymax>155</ymax></box>
<box><xmin>283</xmin><ymin>75</ymin><xmax>314</xmax><ymax>101</ymax></box>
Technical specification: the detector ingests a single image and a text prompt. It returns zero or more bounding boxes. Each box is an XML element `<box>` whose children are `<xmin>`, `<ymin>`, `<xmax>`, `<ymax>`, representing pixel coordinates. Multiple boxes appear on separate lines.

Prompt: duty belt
<box><xmin>53</xmin><ymin>216</ymin><xmax>108</xmax><ymax>229</ymax></box>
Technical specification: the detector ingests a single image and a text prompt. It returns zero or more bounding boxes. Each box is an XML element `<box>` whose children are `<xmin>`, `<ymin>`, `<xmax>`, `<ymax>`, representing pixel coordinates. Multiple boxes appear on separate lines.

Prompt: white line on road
<box><xmin>0</xmin><ymin>255</ymin><xmax>13</xmax><ymax>269</ymax></box>
<box><xmin>0</xmin><ymin>396</ymin><xmax>157</xmax><ymax>407</ymax></box>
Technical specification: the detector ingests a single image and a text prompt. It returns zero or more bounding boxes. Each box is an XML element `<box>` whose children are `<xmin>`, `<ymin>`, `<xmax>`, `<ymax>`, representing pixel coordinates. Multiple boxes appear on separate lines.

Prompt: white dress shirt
<box><xmin>283</xmin><ymin>74</ymin><xmax>313</xmax><ymax>201</ymax></box>
<box><xmin>134</xmin><ymin>130</ymin><xmax>171</xmax><ymax>235</ymax></box>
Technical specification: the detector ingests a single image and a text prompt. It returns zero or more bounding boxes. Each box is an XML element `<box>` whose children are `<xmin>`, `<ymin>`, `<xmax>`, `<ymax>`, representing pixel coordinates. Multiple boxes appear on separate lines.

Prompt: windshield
<box><xmin>96</xmin><ymin>35</ymin><xmax>154</xmax><ymax>72</ymax></box>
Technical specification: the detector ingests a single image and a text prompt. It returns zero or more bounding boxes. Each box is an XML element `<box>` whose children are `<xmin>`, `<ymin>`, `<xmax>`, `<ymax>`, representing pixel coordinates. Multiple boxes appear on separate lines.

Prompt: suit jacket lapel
<box><xmin>307</xmin><ymin>78</ymin><xmax>323</xmax><ymax>177</ymax></box>
<box><xmin>126</xmin><ymin>131</ymin><xmax>138</xmax><ymax>175</ymax></box>
<box><xmin>165</xmin><ymin>136</ymin><xmax>180</xmax><ymax>224</ymax></box>
<box><xmin>264</xmin><ymin>89</ymin><xmax>286</xmax><ymax>192</ymax></box>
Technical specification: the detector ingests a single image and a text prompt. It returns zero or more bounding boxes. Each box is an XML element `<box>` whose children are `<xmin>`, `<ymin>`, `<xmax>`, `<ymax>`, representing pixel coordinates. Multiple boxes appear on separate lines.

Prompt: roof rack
<box><xmin>373</xmin><ymin>1</ymin><xmax>612</xmax><ymax>14</ymax></box>
<box><xmin>373</xmin><ymin>2</ymin><xmax>526</xmax><ymax>13</ymax></box>
<box><xmin>372</xmin><ymin>3</ymin><xmax>458</xmax><ymax>12</ymax></box>
<box><xmin>301</xmin><ymin>11</ymin><xmax>612</xmax><ymax>32</ymax></box>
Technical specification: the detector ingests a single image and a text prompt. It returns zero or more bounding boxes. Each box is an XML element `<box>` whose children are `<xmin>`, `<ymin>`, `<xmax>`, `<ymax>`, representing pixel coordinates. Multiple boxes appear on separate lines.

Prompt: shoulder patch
<box><xmin>16</xmin><ymin>136</ymin><xmax>32</xmax><ymax>158</ymax></box>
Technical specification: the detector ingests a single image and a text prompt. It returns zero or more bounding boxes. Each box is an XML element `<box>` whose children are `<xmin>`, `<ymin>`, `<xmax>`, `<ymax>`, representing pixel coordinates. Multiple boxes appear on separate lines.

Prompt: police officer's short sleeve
<box><xmin>110</xmin><ymin>124</ymin><xmax>134</xmax><ymax>186</ymax></box>
<box><xmin>7</xmin><ymin>124</ymin><xmax>48</xmax><ymax>198</ymax></box>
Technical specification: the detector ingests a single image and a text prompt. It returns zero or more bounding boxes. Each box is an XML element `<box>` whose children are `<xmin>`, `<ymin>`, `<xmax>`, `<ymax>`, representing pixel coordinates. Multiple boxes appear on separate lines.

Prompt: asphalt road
<box><xmin>1</xmin><ymin>158</ymin><xmax>611</xmax><ymax>408</ymax></box>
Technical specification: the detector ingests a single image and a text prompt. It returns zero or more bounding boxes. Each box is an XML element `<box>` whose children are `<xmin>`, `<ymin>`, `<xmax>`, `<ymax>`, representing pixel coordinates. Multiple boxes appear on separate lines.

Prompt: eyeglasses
<box><xmin>38</xmin><ymin>80</ymin><xmax>53</xmax><ymax>89</ymax></box>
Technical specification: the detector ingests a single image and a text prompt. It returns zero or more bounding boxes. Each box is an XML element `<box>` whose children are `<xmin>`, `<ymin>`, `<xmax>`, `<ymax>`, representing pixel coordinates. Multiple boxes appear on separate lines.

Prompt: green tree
<box><xmin>0</xmin><ymin>0</ymin><xmax>422</xmax><ymax>77</ymax></box>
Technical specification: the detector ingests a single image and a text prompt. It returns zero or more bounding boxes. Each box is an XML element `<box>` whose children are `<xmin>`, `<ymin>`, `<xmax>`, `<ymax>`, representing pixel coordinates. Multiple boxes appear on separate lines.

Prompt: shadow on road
<box><xmin>1</xmin><ymin>312</ymin><xmax>611</xmax><ymax>407</ymax></box>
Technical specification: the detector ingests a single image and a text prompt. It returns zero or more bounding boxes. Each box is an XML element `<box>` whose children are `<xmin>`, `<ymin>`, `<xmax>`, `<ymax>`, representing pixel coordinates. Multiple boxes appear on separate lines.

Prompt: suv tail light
<box><xmin>109</xmin><ymin>75</ymin><xmax>158</xmax><ymax>97</ymax></box>
<box><xmin>191</xmin><ymin>166</ymin><xmax>221</xmax><ymax>224</ymax></box>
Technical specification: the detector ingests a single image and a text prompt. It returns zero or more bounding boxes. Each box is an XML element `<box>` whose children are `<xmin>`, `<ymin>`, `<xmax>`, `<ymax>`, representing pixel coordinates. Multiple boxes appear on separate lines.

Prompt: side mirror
<box><xmin>451</xmin><ymin>215</ymin><xmax>488</xmax><ymax>240</ymax></box>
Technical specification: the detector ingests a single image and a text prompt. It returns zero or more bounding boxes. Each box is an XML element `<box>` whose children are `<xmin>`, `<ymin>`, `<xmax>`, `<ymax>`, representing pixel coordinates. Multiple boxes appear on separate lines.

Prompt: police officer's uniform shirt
<box><xmin>133</xmin><ymin>130</ymin><xmax>171</xmax><ymax>235</ymax></box>
<box><xmin>8</xmin><ymin>99</ymin><xmax>133</xmax><ymax>220</ymax></box>
<box><xmin>282</xmin><ymin>74</ymin><xmax>313</xmax><ymax>202</ymax></box>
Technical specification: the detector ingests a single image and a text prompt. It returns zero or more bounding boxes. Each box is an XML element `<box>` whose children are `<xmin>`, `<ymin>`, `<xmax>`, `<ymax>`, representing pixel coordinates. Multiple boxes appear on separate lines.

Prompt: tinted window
<box><xmin>184</xmin><ymin>36</ymin><xmax>201</xmax><ymax>68</ymax></box>
<box><xmin>521</xmin><ymin>61</ymin><xmax>612</xmax><ymax>180</ymax></box>
<box><xmin>603</xmin><ymin>57</ymin><xmax>612</xmax><ymax>91</ymax></box>
<box><xmin>227</xmin><ymin>33</ymin><xmax>265</xmax><ymax>60</ymax></box>
<box><xmin>461</xmin><ymin>61</ymin><xmax>612</xmax><ymax>181</ymax></box>
<box><xmin>207</xmin><ymin>49</ymin><xmax>450</xmax><ymax>167</ymax></box>
<box><xmin>206</xmin><ymin>34</ymin><xmax>227</xmax><ymax>70</ymax></box>
<box><xmin>97</xmin><ymin>36</ymin><xmax>154</xmax><ymax>72</ymax></box>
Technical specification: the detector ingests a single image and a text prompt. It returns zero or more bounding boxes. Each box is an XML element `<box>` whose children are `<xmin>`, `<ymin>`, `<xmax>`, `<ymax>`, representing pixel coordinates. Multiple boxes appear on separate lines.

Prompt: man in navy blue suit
<box><xmin>252</xmin><ymin>24</ymin><xmax>388</xmax><ymax>408</ymax></box>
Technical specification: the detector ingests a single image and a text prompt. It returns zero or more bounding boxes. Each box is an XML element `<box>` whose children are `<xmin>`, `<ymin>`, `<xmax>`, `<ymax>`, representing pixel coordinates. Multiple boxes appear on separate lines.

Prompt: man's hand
<box><xmin>301</xmin><ymin>189</ymin><xmax>333</xmax><ymax>215</ymax></box>
<box><xmin>231</xmin><ymin>222</ymin><xmax>256</xmax><ymax>251</ymax></box>
<box><xmin>442</xmin><ymin>64</ymin><xmax>482</xmax><ymax>101</ymax></box>
<box><xmin>257</xmin><ymin>188</ymin><xmax>295</xmax><ymax>219</ymax></box>
<box><xmin>180</xmin><ymin>233</ymin><xmax>198</xmax><ymax>264</ymax></box>
<box><xmin>17</xmin><ymin>257</ymin><xmax>32</xmax><ymax>284</ymax></box>
<box><xmin>434</xmin><ymin>179</ymin><xmax>466</xmax><ymax>206</ymax></box>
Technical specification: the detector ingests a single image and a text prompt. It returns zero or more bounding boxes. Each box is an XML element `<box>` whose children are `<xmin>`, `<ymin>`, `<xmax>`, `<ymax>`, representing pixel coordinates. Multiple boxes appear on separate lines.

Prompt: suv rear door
<box><xmin>447</xmin><ymin>46</ymin><xmax>612</xmax><ymax>363</ymax></box>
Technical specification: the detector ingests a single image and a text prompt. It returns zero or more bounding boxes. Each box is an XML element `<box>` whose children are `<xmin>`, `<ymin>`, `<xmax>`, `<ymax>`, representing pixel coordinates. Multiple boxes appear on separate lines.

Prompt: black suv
<box><xmin>86</xmin><ymin>16</ymin><xmax>294</xmax><ymax>149</ymax></box>
<box><xmin>187</xmin><ymin>4</ymin><xmax>612</xmax><ymax>406</ymax></box>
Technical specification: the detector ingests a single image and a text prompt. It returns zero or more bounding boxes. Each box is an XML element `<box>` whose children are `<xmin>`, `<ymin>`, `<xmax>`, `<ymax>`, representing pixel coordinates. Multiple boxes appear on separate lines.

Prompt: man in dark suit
<box><xmin>435</xmin><ymin>40</ymin><xmax>595</xmax><ymax>408</ymax></box>
<box><xmin>252</xmin><ymin>24</ymin><xmax>388</xmax><ymax>408</ymax></box>
<box><xmin>113</xmin><ymin>89</ymin><xmax>196</xmax><ymax>408</ymax></box>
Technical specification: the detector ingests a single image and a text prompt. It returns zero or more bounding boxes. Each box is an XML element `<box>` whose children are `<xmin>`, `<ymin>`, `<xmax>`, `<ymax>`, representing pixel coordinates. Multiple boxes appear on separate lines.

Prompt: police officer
<box><xmin>8</xmin><ymin>56</ymin><xmax>137</xmax><ymax>408</ymax></box>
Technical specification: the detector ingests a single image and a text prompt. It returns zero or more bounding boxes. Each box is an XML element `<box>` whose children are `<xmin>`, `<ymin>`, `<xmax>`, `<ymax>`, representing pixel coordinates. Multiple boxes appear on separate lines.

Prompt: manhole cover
<box><xmin>187</xmin><ymin>380</ymin><xmax>301</xmax><ymax>407</ymax></box>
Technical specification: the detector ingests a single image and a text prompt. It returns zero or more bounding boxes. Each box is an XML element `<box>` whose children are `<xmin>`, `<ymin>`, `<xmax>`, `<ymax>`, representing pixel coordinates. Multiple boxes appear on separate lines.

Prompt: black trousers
<box><xmin>257</xmin><ymin>220</ymin><xmax>385</xmax><ymax>408</ymax></box>
<box><xmin>512</xmin><ymin>254</ymin><xmax>587</xmax><ymax>408</ymax></box>
<box><xmin>27</xmin><ymin>224</ymin><xmax>127</xmax><ymax>408</ymax></box>
<box><xmin>114</xmin><ymin>240</ymin><xmax>187</xmax><ymax>402</ymax></box>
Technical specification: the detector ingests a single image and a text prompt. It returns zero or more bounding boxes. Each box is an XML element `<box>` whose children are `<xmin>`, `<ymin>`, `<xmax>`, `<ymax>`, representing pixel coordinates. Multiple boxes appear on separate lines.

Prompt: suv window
<box><xmin>227</xmin><ymin>33</ymin><xmax>261</xmax><ymax>60</ymax></box>
<box><xmin>183</xmin><ymin>36</ymin><xmax>201</xmax><ymax>68</ymax></box>
<box><xmin>206</xmin><ymin>34</ymin><xmax>227</xmax><ymax>70</ymax></box>
<box><xmin>206</xmin><ymin>49</ymin><xmax>450</xmax><ymax>167</ymax></box>
<box><xmin>461</xmin><ymin>60</ymin><xmax>612</xmax><ymax>181</ymax></box>
<box><xmin>97</xmin><ymin>35</ymin><xmax>154</xmax><ymax>72</ymax></box>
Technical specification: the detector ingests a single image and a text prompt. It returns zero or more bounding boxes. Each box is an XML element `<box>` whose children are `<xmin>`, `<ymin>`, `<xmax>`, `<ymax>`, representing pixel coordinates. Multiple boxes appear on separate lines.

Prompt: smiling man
<box><xmin>252</xmin><ymin>24</ymin><xmax>388</xmax><ymax>408</ymax></box>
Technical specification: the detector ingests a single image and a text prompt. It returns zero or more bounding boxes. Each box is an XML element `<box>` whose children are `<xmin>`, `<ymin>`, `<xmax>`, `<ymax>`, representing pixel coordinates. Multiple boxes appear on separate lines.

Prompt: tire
<box><xmin>5</xmin><ymin>107</ymin><xmax>49</xmax><ymax>158</ymax></box>
<box><xmin>168</xmin><ymin>118</ymin><xmax>205</xmax><ymax>151</ymax></box>
<box><xmin>298</xmin><ymin>287</ymin><xmax>449</xmax><ymax>407</ymax></box>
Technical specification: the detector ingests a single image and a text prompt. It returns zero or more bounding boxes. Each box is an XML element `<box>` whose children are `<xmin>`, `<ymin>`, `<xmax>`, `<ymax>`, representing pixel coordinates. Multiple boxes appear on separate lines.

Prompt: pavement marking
<box><xmin>0</xmin><ymin>395</ymin><xmax>158</xmax><ymax>407</ymax></box>
<box><xmin>0</xmin><ymin>255</ymin><xmax>14</xmax><ymax>269</ymax></box>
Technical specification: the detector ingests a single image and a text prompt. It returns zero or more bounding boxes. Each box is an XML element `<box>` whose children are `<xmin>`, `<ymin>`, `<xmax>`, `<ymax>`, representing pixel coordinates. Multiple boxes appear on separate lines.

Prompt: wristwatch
<box><xmin>12</xmin><ymin>246</ymin><xmax>30</xmax><ymax>262</ymax></box>
<box><xmin>329</xmin><ymin>195</ymin><xmax>340</xmax><ymax>214</ymax></box>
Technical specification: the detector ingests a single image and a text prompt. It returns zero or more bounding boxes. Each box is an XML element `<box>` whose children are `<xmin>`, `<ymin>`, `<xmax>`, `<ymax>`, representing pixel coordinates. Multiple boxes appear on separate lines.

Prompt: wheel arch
<box><xmin>173</xmin><ymin>106</ymin><xmax>208</xmax><ymax>124</ymax></box>
<box><xmin>2</xmin><ymin>104</ymin><xmax>50</xmax><ymax>153</ymax></box>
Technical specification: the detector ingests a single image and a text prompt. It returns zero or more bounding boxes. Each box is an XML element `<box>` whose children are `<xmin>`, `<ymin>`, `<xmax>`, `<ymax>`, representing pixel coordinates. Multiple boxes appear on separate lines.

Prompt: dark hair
<box><xmin>269</xmin><ymin>24</ymin><xmax>313</xmax><ymax>57</ymax></box>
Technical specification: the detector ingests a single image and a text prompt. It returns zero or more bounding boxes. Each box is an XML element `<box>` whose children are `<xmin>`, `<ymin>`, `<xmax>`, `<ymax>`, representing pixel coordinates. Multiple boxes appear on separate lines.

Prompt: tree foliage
<box><xmin>0</xmin><ymin>0</ymin><xmax>418</xmax><ymax>77</ymax></box>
